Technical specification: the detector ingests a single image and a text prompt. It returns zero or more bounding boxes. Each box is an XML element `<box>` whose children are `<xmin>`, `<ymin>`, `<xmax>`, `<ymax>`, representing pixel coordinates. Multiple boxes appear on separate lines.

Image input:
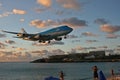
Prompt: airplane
<box><xmin>2</xmin><ymin>25</ymin><xmax>73</xmax><ymax>43</ymax></box>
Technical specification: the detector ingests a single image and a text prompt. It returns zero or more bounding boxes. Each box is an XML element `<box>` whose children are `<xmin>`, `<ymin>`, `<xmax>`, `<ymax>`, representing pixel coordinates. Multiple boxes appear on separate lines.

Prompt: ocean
<box><xmin>0</xmin><ymin>62</ymin><xmax>119</xmax><ymax>80</ymax></box>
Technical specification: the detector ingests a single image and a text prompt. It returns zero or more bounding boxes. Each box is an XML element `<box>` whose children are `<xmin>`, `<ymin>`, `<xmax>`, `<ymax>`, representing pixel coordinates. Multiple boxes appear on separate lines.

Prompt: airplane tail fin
<box><xmin>20</xmin><ymin>28</ymin><xmax>27</xmax><ymax>34</ymax></box>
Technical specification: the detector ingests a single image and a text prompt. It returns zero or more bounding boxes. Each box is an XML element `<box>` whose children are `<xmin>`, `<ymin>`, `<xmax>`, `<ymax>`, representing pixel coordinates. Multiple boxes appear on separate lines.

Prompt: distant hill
<box><xmin>31</xmin><ymin>51</ymin><xmax>120</xmax><ymax>63</ymax></box>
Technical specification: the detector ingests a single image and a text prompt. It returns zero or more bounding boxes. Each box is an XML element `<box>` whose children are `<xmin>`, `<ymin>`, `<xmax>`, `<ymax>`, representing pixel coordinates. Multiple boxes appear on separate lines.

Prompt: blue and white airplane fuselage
<box><xmin>2</xmin><ymin>25</ymin><xmax>73</xmax><ymax>43</ymax></box>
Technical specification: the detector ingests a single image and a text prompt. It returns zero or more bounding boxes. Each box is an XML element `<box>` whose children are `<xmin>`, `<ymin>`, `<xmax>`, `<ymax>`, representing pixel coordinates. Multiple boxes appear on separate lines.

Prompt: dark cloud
<box><xmin>61</xmin><ymin>17</ymin><xmax>87</xmax><ymax>27</ymax></box>
<box><xmin>30</xmin><ymin>17</ymin><xmax>87</xmax><ymax>28</ymax></box>
<box><xmin>106</xmin><ymin>34</ymin><xmax>120</xmax><ymax>39</ymax></box>
<box><xmin>86</xmin><ymin>40</ymin><xmax>98</xmax><ymax>43</ymax></box>
<box><xmin>81</xmin><ymin>32</ymin><xmax>98</xmax><ymax>37</ymax></box>
<box><xmin>72</xmin><ymin>40</ymin><xmax>80</xmax><ymax>43</ymax></box>
<box><xmin>117</xmin><ymin>45</ymin><xmax>120</xmax><ymax>47</ymax></box>
<box><xmin>94</xmin><ymin>18</ymin><xmax>109</xmax><ymax>25</ymax></box>
<box><xmin>100</xmin><ymin>24</ymin><xmax>120</xmax><ymax>33</ymax></box>
<box><xmin>35</xmin><ymin>8</ymin><xmax>49</xmax><ymax>13</ymax></box>
<box><xmin>0</xmin><ymin>33</ymin><xmax>6</xmax><ymax>38</ymax></box>
<box><xmin>67</xmin><ymin>34</ymin><xmax>78</xmax><ymax>39</ymax></box>
<box><xmin>50</xmin><ymin>41</ymin><xmax>64</xmax><ymax>45</ymax></box>
<box><xmin>5</xmin><ymin>40</ymin><xmax>15</xmax><ymax>44</ymax></box>
<box><xmin>98</xmin><ymin>46</ymin><xmax>108</xmax><ymax>49</ymax></box>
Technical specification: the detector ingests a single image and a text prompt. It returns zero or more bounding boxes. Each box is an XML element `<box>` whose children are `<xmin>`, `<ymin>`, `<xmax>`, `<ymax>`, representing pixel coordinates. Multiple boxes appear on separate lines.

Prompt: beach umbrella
<box><xmin>44</xmin><ymin>76</ymin><xmax>60</xmax><ymax>80</ymax></box>
<box><xmin>99</xmin><ymin>70</ymin><xmax>106</xmax><ymax>80</ymax></box>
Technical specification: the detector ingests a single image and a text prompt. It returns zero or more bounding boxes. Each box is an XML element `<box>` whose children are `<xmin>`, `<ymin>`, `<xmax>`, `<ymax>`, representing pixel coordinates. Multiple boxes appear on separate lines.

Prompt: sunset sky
<box><xmin>0</xmin><ymin>0</ymin><xmax>120</xmax><ymax>62</ymax></box>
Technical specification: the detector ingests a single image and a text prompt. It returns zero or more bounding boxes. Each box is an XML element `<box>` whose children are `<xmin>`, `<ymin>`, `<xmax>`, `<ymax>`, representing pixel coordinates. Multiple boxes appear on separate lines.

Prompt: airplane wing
<box><xmin>2</xmin><ymin>30</ymin><xmax>34</xmax><ymax>38</ymax></box>
<box><xmin>2</xmin><ymin>30</ymin><xmax>19</xmax><ymax>34</ymax></box>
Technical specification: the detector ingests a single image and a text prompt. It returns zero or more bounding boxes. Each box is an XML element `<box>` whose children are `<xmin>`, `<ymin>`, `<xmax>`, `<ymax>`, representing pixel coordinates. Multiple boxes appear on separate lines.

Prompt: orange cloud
<box><xmin>37</xmin><ymin>0</ymin><xmax>52</xmax><ymax>7</ymax></box>
<box><xmin>106</xmin><ymin>34</ymin><xmax>120</xmax><ymax>39</ymax></box>
<box><xmin>13</xmin><ymin>9</ymin><xmax>26</xmax><ymax>15</ymax></box>
<box><xmin>57</xmin><ymin>0</ymin><xmax>80</xmax><ymax>10</ymax></box>
<box><xmin>30</xmin><ymin>17</ymin><xmax>87</xmax><ymax>28</ymax></box>
<box><xmin>30</xmin><ymin>19</ymin><xmax>48</xmax><ymax>28</ymax></box>
<box><xmin>0</xmin><ymin>12</ymin><xmax>13</xmax><ymax>18</ymax></box>
<box><xmin>0</xmin><ymin>51</ymin><xmax>32</xmax><ymax>62</ymax></box>
<box><xmin>100</xmin><ymin>24</ymin><xmax>120</xmax><ymax>33</ymax></box>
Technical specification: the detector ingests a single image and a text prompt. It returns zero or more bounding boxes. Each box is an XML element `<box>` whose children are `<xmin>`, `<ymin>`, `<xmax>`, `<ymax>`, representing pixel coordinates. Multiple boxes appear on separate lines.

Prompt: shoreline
<box><xmin>30</xmin><ymin>59</ymin><xmax>120</xmax><ymax>63</ymax></box>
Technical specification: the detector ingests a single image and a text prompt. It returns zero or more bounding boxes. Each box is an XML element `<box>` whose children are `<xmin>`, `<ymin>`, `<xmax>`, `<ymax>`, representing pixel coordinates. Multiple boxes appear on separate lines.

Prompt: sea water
<box><xmin>0</xmin><ymin>62</ymin><xmax>119</xmax><ymax>80</ymax></box>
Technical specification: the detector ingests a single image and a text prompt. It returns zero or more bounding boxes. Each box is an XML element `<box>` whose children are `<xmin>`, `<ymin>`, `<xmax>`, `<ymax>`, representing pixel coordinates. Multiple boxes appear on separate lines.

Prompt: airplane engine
<box><xmin>55</xmin><ymin>37</ymin><xmax>62</xmax><ymax>41</ymax></box>
<box><xmin>17</xmin><ymin>33</ymin><xmax>26</xmax><ymax>37</ymax></box>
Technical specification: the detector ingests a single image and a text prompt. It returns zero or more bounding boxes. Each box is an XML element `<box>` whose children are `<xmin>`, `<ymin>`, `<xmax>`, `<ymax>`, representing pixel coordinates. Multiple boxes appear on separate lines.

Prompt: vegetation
<box><xmin>31</xmin><ymin>51</ymin><xmax>120</xmax><ymax>63</ymax></box>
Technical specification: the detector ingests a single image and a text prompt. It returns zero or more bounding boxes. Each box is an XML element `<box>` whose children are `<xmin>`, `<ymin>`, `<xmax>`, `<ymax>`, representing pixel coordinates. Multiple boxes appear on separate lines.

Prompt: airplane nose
<box><xmin>70</xmin><ymin>27</ymin><xmax>73</xmax><ymax>32</ymax></box>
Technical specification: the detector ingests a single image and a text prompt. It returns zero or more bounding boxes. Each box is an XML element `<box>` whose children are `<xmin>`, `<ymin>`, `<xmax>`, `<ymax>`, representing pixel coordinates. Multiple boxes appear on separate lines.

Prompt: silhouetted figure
<box><xmin>59</xmin><ymin>71</ymin><xmax>64</xmax><ymax>80</ymax></box>
<box><xmin>111</xmin><ymin>69</ymin><xmax>114</xmax><ymax>76</ymax></box>
<box><xmin>92</xmin><ymin>66</ymin><xmax>98</xmax><ymax>80</ymax></box>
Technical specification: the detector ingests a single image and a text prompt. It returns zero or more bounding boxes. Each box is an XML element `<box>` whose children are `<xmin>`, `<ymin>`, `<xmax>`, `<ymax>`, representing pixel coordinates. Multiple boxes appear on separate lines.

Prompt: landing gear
<box><xmin>64</xmin><ymin>36</ymin><xmax>67</xmax><ymax>39</ymax></box>
<box><xmin>39</xmin><ymin>40</ymin><xmax>50</xmax><ymax>43</ymax></box>
<box><xmin>39</xmin><ymin>40</ymin><xmax>45</xmax><ymax>43</ymax></box>
<box><xmin>48</xmin><ymin>41</ymin><xmax>50</xmax><ymax>43</ymax></box>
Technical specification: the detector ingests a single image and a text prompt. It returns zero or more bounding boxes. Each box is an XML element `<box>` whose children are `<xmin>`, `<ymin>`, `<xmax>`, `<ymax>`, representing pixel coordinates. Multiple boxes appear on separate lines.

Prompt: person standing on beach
<box><xmin>92</xmin><ymin>66</ymin><xmax>98</xmax><ymax>80</ymax></box>
<box><xmin>59</xmin><ymin>71</ymin><xmax>64</xmax><ymax>80</ymax></box>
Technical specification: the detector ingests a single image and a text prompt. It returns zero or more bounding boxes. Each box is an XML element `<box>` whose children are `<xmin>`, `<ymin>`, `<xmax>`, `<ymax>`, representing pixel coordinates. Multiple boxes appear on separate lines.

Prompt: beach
<box><xmin>0</xmin><ymin>62</ymin><xmax>119</xmax><ymax>80</ymax></box>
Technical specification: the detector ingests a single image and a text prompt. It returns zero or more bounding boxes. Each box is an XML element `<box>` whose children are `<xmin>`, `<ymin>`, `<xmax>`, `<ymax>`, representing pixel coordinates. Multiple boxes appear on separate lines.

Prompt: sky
<box><xmin>0</xmin><ymin>0</ymin><xmax>120</xmax><ymax>62</ymax></box>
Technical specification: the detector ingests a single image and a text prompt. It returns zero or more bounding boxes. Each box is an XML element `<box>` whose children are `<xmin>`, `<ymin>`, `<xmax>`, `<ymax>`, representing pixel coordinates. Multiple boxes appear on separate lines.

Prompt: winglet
<box><xmin>20</xmin><ymin>28</ymin><xmax>27</xmax><ymax>33</ymax></box>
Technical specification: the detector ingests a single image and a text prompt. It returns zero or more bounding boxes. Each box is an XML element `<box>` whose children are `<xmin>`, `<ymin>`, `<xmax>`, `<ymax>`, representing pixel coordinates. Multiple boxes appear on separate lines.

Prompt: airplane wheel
<box><xmin>64</xmin><ymin>36</ymin><xmax>67</xmax><ymax>39</ymax></box>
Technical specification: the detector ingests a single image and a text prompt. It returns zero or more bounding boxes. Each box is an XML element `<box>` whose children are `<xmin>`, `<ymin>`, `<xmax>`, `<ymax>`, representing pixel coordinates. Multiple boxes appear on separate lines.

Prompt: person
<box><xmin>111</xmin><ymin>69</ymin><xmax>114</xmax><ymax>76</ymax></box>
<box><xmin>59</xmin><ymin>71</ymin><xmax>64</xmax><ymax>80</ymax></box>
<box><xmin>92</xmin><ymin>66</ymin><xmax>98</xmax><ymax>80</ymax></box>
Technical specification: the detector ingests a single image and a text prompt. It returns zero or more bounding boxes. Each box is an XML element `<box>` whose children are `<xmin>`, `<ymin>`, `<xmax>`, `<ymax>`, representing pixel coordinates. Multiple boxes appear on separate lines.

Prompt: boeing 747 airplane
<box><xmin>2</xmin><ymin>25</ymin><xmax>73</xmax><ymax>43</ymax></box>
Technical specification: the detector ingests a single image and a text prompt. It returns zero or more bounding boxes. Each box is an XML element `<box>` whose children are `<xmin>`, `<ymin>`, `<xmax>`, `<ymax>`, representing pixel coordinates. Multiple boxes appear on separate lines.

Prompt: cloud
<box><xmin>0</xmin><ymin>33</ymin><xmax>6</xmax><ymax>38</ymax></box>
<box><xmin>0</xmin><ymin>51</ymin><xmax>32</xmax><ymax>62</ymax></box>
<box><xmin>32</xmin><ymin>41</ymin><xmax>64</xmax><ymax>46</ymax></box>
<box><xmin>57</xmin><ymin>0</ymin><xmax>80</xmax><ymax>10</ymax></box>
<box><xmin>81</xmin><ymin>32</ymin><xmax>98</xmax><ymax>37</ymax></box>
<box><xmin>50</xmin><ymin>41</ymin><xmax>64</xmax><ymax>45</ymax></box>
<box><xmin>100</xmin><ymin>24</ymin><xmax>120</xmax><ymax>33</ymax></box>
<box><xmin>35</xmin><ymin>8</ymin><xmax>48</xmax><ymax>13</ymax></box>
<box><xmin>117</xmin><ymin>45</ymin><xmax>120</xmax><ymax>47</ymax></box>
<box><xmin>72</xmin><ymin>40</ymin><xmax>80</xmax><ymax>43</ymax></box>
<box><xmin>75</xmin><ymin>46</ymin><xmax>97</xmax><ymax>51</ymax></box>
<box><xmin>106</xmin><ymin>34</ymin><xmax>120</xmax><ymax>39</ymax></box>
<box><xmin>0</xmin><ymin>42</ymin><xmax>6</xmax><ymax>49</ymax></box>
<box><xmin>20</xmin><ymin>18</ymin><xmax>25</xmax><ymax>22</ymax></box>
<box><xmin>30</xmin><ymin>19</ymin><xmax>58</xmax><ymax>28</ymax></box>
<box><xmin>98</xmin><ymin>46</ymin><xmax>108</xmax><ymax>49</ymax></box>
<box><xmin>0</xmin><ymin>12</ymin><xmax>13</xmax><ymax>18</ymax></box>
<box><xmin>5</xmin><ymin>40</ymin><xmax>15</xmax><ymax>44</ymax></box>
<box><xmin>37</xmin><ymin>0</ymin><xmax>52</xmax><ymax>7</ymax></box>
<box><xmin>30</xmin><ymin>17</ymin><xmax>87</xmax><ymax>28</ymax></box>
<box><xmin>86</xmin><ymin>40</ymin><xmax>98</xmax><ymax>43</ymax></box>
<box><xmin>32</xmin><ymin>49</ymin><xmax>65</xmax><ymax>57</ymax></box>
<box><xmin>94</xmin><ymin>18</ymin><xmax>109</xmax><ymax>25</ymax></box>
<box><xmin>13</xmin><ymin>9</ymin><xmax>26</xmax><ymax>15</ymax></box>
<box><xmin>61</xmin><ymin>17</ymin><xmax>87</xmax><ymax>27</ymax></box>
<box><xmin>67</xmin><ymin>34</ymin><xmax>78</xmax><ymax>39</ymax></box>
<box><xmin>16</xmin><ymin>47</ymin><xmax>26</xmax><ymax>51</ymax></box>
